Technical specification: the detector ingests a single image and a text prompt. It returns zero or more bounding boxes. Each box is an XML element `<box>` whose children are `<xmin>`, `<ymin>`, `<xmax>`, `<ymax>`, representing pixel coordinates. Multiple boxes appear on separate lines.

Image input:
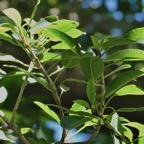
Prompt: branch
<box><xmin>0</xmin><ymin>110</ymin><xmax>29</xmax><ymax>144</ymax></box>
<box><xmin>30</xmin><ymin>51</ymin><xmax>66</xmax><ymax>141</ymax></box>
<box><xmin>11</xmin><ymin>61</ymin><xmax>34</xmax><ymax>122</ymax></box>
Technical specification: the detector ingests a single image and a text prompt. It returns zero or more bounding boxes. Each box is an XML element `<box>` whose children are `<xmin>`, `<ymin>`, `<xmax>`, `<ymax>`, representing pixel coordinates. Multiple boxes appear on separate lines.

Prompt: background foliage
<box><xmin>0</xmin><ymin>0</ymin><xmax>144</xmax><ymax>143</ymax></box>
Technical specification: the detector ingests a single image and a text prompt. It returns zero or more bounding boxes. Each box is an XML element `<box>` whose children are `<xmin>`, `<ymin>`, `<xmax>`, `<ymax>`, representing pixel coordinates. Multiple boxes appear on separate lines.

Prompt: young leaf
<box><xmin>60</xmin><ymin>115</ymin><xmax>90</xmax><ymax>130</ymax></box>
<box><xmin>61</xmin><ymin>50</ymin><xmax>80</xmax><ymax>68</ymax></box>
<box><xmin>42</xmin><ymin>28</ymin><xmax>81</xmax><ymax>55</ymax></box>
<box><xmin>34</xmin><ymin>101</ymin><xmax>60</xmax><ymax>123</ymax></box>
<box><xmin>73</xmin><ymin>99</ymin><xmax>90</xmax><ymax>108</ymax></box>
<box><xmin>86</xmin><ymin>79</ymin><xmax>96</xmax><ymax>103</ymax></box>
<box><xmin>105</xmin><ymin>70</ymin><xmax>144</xmax><ymax>98</ymax></box>
<box><xmin>21</xmin><ymin>128</ymin><xmax>32</xmax><ymax>134</ymax></box>
<box><xmin>124</xmin><ymin>27</ymin><xmax>144</xmax><ymax>44</ymax></box>
<box><xmin>80</xmin><ymin>55</ymin><xmax>104</xmax><ymax>80</ymax></box>
<box><xmin>3</xmin><ymin>8</ymin><xmax>22</xmax><ymax>26</ymax></box>
<box><xmin>105</xmin><ymin>49</ymin><xmax>144</xmax><ymax>62</ymax></box>
<box><xmin>116</xmin><ymin>84</ymin><xmax>144</xmax><ymax>96</ymax></box>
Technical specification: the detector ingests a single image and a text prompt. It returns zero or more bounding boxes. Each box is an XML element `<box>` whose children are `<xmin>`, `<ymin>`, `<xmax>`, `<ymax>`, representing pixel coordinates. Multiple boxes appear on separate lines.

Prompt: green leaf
<box><xmin>73</xmin><ymin>99</ymin><xmax>90</xmax><ymax>108</ymax></box>
<box><xmin>0</xmin><ymin>130</ymin><xmax>15</xmax><ymax>143</ymax></box>
<box><xmin>105</xmin><ymin>70</ymin><xmax>144</xmax><ymax>98</ymax></box>
<box><xmin>61</xmin><ymin>50</ymin><xmax>80</xmax><ymax>68</ymax></box>
<box><xmin>21</xmin><ymin>128</ymin><xmax>32</xmax><ymax>134</ymax></box>
<box><xmin>125</xmin><ymin>122</ymin><xmax>144</xmax><ymax>143</ymax></box>
<box><xmin>66</xmin><ymin>29</ymin><xmax>83</xmax><ymax>38</ymax></box>
<box><xmin>60</xmin><ymin>115</ymin><xmax>90</xmax><ymax>130</ymax></box>
<box><xmin>122</xmin><ymin>126</ymin><xmax>133</xmax><ymax>142</ymax></box>
<box><xmin>105</xmin><ymin>64</ymin><xmax>131</xmax><ymax>78</ymax></box>
<box><xmin>86</xmin><ymin>79</ymin><xmax>96</xmax><ymax>103</ymax></box>
<box><xmin>3</xmin><ymin>8</ymin><xmax>22</xmax><ymax>26</ymax></box>
<box><xmin>117</xmin><ymin>107</ymin><xmax>144</xmax><ymax>112</ymax></box>
<box><xmin>48</xmin><ymin>19</ymin><xmax>79</xmax><ymax>32</ymax></box>
<box><xmin>80</xmin><ymin>55</ymin><xmax>104</xmax><ymax>80</ymax></box>
<box><xmin>52</xmin><ymin>42</ymin><xmax>70</xmax><ymax>50</ymax></box>
<box><xmin>116</xmin><ymin>84</ymin><xmax>144</xmax><ymax>96</ymax></box>
<box><xmin>124</xmin><ymin>27</ymin><xmax>144</xmax><ymax>44</ymax></box>
<box><xmin>103</xmin><ymin>38</ymin><xmax>135</xmax><ymax>49</ymax></box>
<box><xmin>70</xmin><ymin>102</ymin><xmax>85</xmax><ymax>112</ymax></box>
<box><xmin>34</xmin><ymin>101</ymin><xmax>60</xmax><ymax>123</ymax></box>
<box><xmin>110</xmin><ymin>113</ymin><xmax>120</xmax><ymax>144</ymax></box>
<box><xmin>40</xmin><ymin>52</ymin><xmax>61</xmax><ymax>63</ymax></box>
<box><xmin>91</xmin><ymin>35</ymin><xmax>99</xmax><ymax>48</ymax></box>
<box><xmin>0</xmin><ymin>32</ymin><xmax>15</xmax><ymax>44</ymax></box>
<box><xmin>42</xmin><ymin>28</ymin><xmax>80</xmax><ymax>55</ymax></box>
<box><xmin>105</xmin><ymin>49</ymin><xmax>144</xmax><ymax>62</ymax></box>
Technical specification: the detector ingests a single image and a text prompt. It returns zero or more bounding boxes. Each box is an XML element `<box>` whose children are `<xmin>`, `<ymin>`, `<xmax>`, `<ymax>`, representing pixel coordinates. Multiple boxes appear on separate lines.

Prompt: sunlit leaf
<box><xmin>0</xmin><ymin>130</ymin><xmax>15</xmax><ymax>143</ymax></box>
<box><xmin>52</xmin><ymin>42</ymin><xmax>70</xmax><ymax>50</ymax></box>
<box><xmin>34</xmin><ymin>101</ymin><xmax>60</xmax><ymax>123</ymax></box>
<box><xmin>73</xmin><ymin>100</ymin><xmax>90</xmax><ymax>108</ymax></box>
<box><xmin>49</xmin><ymin>19</ymin><xmax>79</xmax><ymax>32</ymax></box>
<box><xmin>116</xmin><ymin>84</ymin><xmax>144</xmax><ymax>96</ymax></box>
<box><xmin>42</xmin><ymin>28</ymin><xmax>80</xmax><ymax>55</ymax></box>
<box><xmin>124</xmin><ymin>27</ymin><xmax>144</xmax><ymax>44</ymax></box>
<box><xmin>105</xmin><ymin>49</ymin><xmax>144</xmax><ymax>62</ymax></box>
<box><xmin>122</xmin><ymin>126</ymin><xmax>133</xmax><ymax>142</ymax></box>
<box><xmin>21</xmin><ymin>128</ymin><xmax>32</xmax><ymax>134</ymax></box>
<box><xmin>61</xmin><ymin>50</ymin><xmax>80</xmax><ymax>68</ymax></box>
<box><xmin>0</xmin><ymin>32</ymin><xmax>15</xmax><ymax>44</ymax></box>
<box><xmin>3</xmin><ymin>8</ymin><xmax>22</xmax><ymax>26</ymax></box>
<box><xmin>125</xmin><ymin>122</ymin><xmax>144</xmax><ymax>143</ymax></box>
<box><xmin>0</xmin><ymin>86</ymin><xmax>8</xmax><ymax>103</ymax></box>
<box><xmin>105</xmin><ymin>70</ymin><xmax>144</xmax><ymax>98</ymax></box>
<box><xmin>86</xmin><ymin>79</ymin><xmax>96</xmax><ymax>103</ymax></box>
<box><xmin>40</xmin><ymin>52</ymin><xmax>61</xmax><ymax>63</ymax></box>
<box><xmin>80</xmin><ymin>55</ymin><xmax>104</xmax><ymax>80</ymax></box>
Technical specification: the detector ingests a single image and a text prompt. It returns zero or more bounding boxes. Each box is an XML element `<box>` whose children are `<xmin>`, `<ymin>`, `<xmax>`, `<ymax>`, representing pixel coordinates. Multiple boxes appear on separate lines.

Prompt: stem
<box><xmin>0</xmin><ymin>111</ymin><xmax>29</xmax><ymax>144</ymax></box>
<box><xmin>11</xmin><ymin>61</ymin><xmax>33</xmax><ymax>122</ymax></box>
<box><xmin>30</xmin><ymin>50</ymin><xmax>66</xmax><ymax>141</ymax></box>
<box><xmin>84</xmin><ymin>120</ymin><xmax>101</xmax><ymax>144</ymax></box>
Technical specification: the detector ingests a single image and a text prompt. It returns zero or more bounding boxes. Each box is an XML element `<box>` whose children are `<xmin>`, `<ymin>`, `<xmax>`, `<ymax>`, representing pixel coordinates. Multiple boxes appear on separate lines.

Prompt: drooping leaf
<box><xmin>80</xmin><ymin>55</ymin><xmax>104</xmax><ymax>80</ymax></box>
<box><xmin>105</xmin><ymin>49</ymin><xmax>144</xmax><ymax>62</ymax></box>
<box><xmin>0</xmin><ymin>130</ymin><xmax>15</xmax><ymax>143</ymax></box>
<box><xmin>3</xmin><ymin>8</ymin><xmax>22</xmax><ymax>26</ymax></box>
<box><xmin>124</xmin><ymin>27</ymin><xmax>144</xmax><ymax>44</ymax></box>
<box><xmin>40</xmin><ymin>52</ymin><xmax>61</xmax><ymax>63</ymax></box>
<box><xmin>122</xmin><ymin>126</ymin><xmax>133</xmax><ymax>142</ymax></box>
<box><xmin>34</xmin><ymin>101</ymin><xmax>60</xmax><ymax>123</ymax></box>
<box><xmin>116</xmin><ymin>84</ymin><xmax>144</xmax><ymax>96</ymax></box>
<box><xmin>60</xmin><ymin>115</ymin><xmax>90</xmax><ymax>130</ymax></box>
<box><xmin>42</xmin><ymin>28</ymin><xmax>81</xmax><ymax>55</ymax></box>
<box><xmin>105</xmin><ymin>70</ymin><xmax>144</xmax><ymax>98</ymax></box>
<box><xmin>117</xmin><ymin>107</ymin><xmax>144</xmax><ymax>112</ymax></box>
<box><xmin>61</xmin><ymin>50</ymin><xmax>80</xmax><ymax>68</ymax></box>
<box><xmin>86</xmin><ymin>79</ymin><xmax>96</xmax><ymax>103</ymax></box>
<box><xmin>125</xmin><ymin>122</ymin><xmax>144</xmax><ymax>143</ymax></box>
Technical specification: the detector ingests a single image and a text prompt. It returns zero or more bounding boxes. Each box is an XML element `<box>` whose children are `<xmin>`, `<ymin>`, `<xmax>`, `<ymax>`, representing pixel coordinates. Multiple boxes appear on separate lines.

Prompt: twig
<box><xmin>10</xmin><ymin>61</ymin><xmax>34</xmax><ymax>123</ymax></box>
<box><xmin>0</xmin><ymin>110</ymin><xmax>29</xmax><ymax>144</ymax></box>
